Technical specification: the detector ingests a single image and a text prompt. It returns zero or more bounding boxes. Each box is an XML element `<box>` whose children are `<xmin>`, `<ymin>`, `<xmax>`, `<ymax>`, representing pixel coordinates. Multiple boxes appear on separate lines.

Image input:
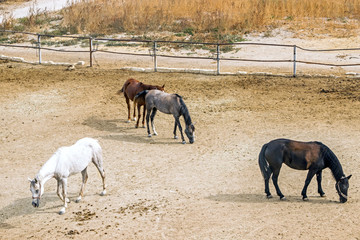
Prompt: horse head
<box><xmin>157</xmin><ymin>84</ymin><xmax>165</xmax><ymax>91</ymax></box>
<box><xmin>336</xmin><ymin>175</ymin><xmax>352</xmax><ymax>203</ymax></box>
<box><xmin>185</xmin><ymin>123</ymin><xmax>195</xmax><ymax>144</ymax></box>
<box><xmin>29</xmin><ymin>177</ymin><xmax>42</xmax><ymax>208</ymax></box>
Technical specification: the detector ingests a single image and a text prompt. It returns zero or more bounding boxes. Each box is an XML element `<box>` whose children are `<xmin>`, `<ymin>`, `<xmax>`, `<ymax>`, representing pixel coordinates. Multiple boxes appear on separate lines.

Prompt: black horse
<box><xmin>258</xmin><ymin>139</ymin><xmax>351</xmax><ymax>203</ymax></box>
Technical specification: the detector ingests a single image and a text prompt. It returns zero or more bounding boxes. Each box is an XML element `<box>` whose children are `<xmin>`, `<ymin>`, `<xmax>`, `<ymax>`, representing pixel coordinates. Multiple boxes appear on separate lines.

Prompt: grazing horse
<box><xmin>135</xmin><ymin>89</ymin><xmax>195</xmax><ymax>144</ymax></box>
<box><xmin>28</xmin><ymin>138</ymin><xmax>106</xmax><ymax>215</ymax></box>
<box><xmin>118</xmin><ymin>78</ymin><xmax>164</xmax><ymax>128</ymax></box>
<box><xmin>258</xmin><ymin>138</ymin><xmax>351</xmax><ymax>203</ymax></box>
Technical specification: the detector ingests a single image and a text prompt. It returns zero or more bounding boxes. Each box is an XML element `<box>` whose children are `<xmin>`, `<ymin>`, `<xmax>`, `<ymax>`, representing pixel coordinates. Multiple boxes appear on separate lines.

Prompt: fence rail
<box><xmin>1</xmin><ymin>29</ymin><xmax>360</xmax><ymax>76</ymax></box>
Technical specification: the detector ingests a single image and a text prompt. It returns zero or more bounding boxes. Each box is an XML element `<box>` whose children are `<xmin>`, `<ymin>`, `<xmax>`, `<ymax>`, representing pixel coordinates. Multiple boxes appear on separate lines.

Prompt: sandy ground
<box><xmin>0</xmin><ymin>60</ymin><xmax>360</xmax><ymax>239</ymax></box>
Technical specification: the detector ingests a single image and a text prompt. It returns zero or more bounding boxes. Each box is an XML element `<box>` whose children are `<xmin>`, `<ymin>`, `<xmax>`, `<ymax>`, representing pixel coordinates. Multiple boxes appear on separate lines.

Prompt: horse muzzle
<box><xmin>32</xmin><ymin>200</ymin><xmax>39</xmax><ymax>208</ymax></box>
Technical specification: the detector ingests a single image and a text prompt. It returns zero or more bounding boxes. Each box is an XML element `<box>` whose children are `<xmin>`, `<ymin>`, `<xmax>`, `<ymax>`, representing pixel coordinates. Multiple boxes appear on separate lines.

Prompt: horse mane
<box><xmin>321</xmin><ymin>144</ymin><xmax>344</xmax><ymax>181</ymax></box>
<box><xmin>176</xmin><ymin>94</ymin><xmax>192</xmax><ymax>126</ymax></box>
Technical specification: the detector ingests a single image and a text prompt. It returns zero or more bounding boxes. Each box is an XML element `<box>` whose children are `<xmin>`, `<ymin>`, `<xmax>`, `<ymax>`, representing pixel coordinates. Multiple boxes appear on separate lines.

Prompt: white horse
<box><xmin>28</xmin><ymin>137</ymin><xmax>106</xmax><ymax>215</ymax></box>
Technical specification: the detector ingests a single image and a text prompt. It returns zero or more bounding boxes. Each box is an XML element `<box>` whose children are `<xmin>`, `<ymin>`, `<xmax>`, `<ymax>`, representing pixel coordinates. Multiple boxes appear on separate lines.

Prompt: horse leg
<box><xmin>146</xmin><ymin>108</ymin><xmax>152</xmax><ymax>137</ymax></box>
<box><xmin>76</xmin><ymin>168</ymin><xmax>88</xmax><ymax>203</ymax></box>
<box><xmin>93</xmin><ymin>158</ymin><xmax>107</xmax><ymax>196</ymax></box>
<box><xmin>316</xmin><ymin>170</ymin><xmax>326</xmax><ymax>197</ymax></box>
<box><xmin>141</xmin><ymin>104</ymin><xmax>146</xmax><ymax>128</ymax></box>
<box><xmin>125</xmin><ymin>96</ymin><xmax>131</xmax><ymax>123</ymax></box>
<box><xmin>175</xmin><ymin>117</ymin><xmax>185</xmax><ymax>144</ymax></box>
<box><xmin>173</xmin><ymin>120</ymin><xmax>178</xmax><ymax>139</ymax></box>
<box><xmin>150</xmin><ymin>108</ymin><xmax>158</xmax><ymax>136</ymax></box>
<box><xmin>301</xmin><ymin>169</ymin><xmax>317</xmax><ymax>201</ymax></box>
<box><xmin>132</xmin><ymin>99</ymin><xmax>137</xmax><ymax>122</ymax></box>
<box><xmin>56</xmin><ymin>179</ymin><xmax>64</xmax><ymax>201</ymax></box>
<box><xmin>135</xmin><ymin>104</ymin><xmax>141</xmax><ymax>128</ymax></box>
<box><xmin>271</xmin><ymin>168</ymin><xmax>285</xmax><ymax>200</ymax></box>
<box><xmin>264</xmin><ymin>168</ymin><xmax>273</xmax><ymax>198</ymax></box>
<box><xmin>59</xmin><ymin>178</ymin><xmax>68</xmax><ymax>215</ymax></box>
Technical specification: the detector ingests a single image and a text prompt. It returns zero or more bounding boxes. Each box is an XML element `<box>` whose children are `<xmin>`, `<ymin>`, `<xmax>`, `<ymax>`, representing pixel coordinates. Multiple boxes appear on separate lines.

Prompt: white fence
<box><xmin>1</xmin><ymin>30</ymin><xmax>360</xmax><ymax>77</ymax></box>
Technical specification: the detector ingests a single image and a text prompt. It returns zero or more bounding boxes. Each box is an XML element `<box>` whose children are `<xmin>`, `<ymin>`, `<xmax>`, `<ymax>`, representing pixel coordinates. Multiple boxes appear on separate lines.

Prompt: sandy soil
<box><xmin>0</xmin><ymin>60</ymin><xmax>360</xmax><ymax>239</ymax></box>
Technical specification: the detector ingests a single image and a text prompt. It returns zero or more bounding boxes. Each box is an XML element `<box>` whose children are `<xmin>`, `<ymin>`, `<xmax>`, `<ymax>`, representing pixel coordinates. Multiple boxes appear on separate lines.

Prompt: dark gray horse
<box><xmin>259</xmin><ymin>138</ymin><xmax>351</xmax><ymax>203</ymax></box>
<box><xmin>135</xmin><ymin>89</ymin><xmax>195</xmax><ymax>144</ymax></box>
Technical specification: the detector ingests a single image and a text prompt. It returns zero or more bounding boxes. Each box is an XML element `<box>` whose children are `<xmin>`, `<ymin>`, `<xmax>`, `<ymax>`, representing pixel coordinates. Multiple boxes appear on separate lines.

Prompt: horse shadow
<box><xmin>102</xmin><ymin>134</ymin><xmax>184</xmax><ymax>145</ymax></box>
<box><xmin>84</xmin><ymin>116</ymin><xmax>185</xmax><ymax>144</ymax></box>
<box><xmin>83</xmin><ymin>116</ymin><xmax>129</xmax><ymax>133</ymax></box>
<box><xmin>206</xmin><ymin>193</ymin><xmax>340</xmax><ymax>204</ymax></box>
<box><xmin>0</xmin><ymin>193</ymin><xmax>62</xmax><ymax>229</ymax></box>
<box><xmin>206</xmin><ymin>193</ymin><xmax>267</xmax><ymax>203</ymax></box>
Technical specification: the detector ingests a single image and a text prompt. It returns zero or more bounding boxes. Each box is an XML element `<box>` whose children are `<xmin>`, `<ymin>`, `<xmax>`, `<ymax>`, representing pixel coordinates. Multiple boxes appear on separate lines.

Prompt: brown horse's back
<box><xmin>121</xmin><ymin>78</ymin><xmax>141</xmax><ymax>100</ymax></box>
<box><xmin>121</xmin><ymin>78</ymin><xmax>164</xmax><ymax>101</ymax></box>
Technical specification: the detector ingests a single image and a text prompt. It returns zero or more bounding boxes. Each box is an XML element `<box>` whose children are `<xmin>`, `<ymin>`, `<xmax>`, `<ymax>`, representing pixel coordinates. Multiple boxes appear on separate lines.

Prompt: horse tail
<box><xmin>88</xmin><ymin>139</ymin><xmax>103</xmax><ymax>166</ymax></box>
<box><xmin>258</xmin><ymin>143</ymin><xmax>272</xmax><ymax>180</ymax></box>
<box><xmin>134</xmin><ymin>90</ymin><xmax>149</xmax><ymax>102</ymax></box>
<box><xmin>117</xmin><ymin>79</ymin><xmax>132</xmax><ymax>94</ymax></box>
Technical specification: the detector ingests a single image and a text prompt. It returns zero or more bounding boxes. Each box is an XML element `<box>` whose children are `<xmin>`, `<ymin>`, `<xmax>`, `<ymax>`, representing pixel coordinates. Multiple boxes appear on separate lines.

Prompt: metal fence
<box><xmin>1</xmin><ymin>29</ymin><xmax>360</xmax><ymax>77</ymax></box>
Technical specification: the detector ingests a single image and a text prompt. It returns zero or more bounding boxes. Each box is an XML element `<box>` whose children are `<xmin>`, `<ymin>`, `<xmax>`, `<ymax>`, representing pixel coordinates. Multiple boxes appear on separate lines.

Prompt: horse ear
<box><xmin>28</xmin><ymin>177</ymin><xmax>33</xmax><ymax>182</ymax></box>
<box><xmin>162</xmin><ymin>84</ymin><xmax>165</xmax><ymax>88</ymax></box>
<box><xmin>347</xmin><ymin>175</ymin><xmax>352</xmax><ymax>180</ymax></box>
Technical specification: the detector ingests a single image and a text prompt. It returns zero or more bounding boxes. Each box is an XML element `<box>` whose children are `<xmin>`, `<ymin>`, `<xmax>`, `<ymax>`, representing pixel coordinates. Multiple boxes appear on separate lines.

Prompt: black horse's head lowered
<box><xmin>336</xmin><ymin>175</ymin><xmax>352</xmax><ymax>203</ymax></box>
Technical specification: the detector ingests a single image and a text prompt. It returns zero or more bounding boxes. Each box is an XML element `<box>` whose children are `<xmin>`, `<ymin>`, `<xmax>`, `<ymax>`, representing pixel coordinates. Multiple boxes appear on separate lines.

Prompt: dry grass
<box><xmin>59</xmin><ymin>0</ymin><xmax>360</xmax><ymax>39</ymax></box>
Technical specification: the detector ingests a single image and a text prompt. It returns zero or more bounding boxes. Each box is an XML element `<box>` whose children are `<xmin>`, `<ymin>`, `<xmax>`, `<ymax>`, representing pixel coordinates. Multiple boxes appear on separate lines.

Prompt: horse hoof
<box><xmin>133</xmin><ymin>117</ymin><xmax>137</xmax><ymax>121</ymax></box>
<box><xmin>182</xmin><ymin>141</ymin><xmax>186</xmax><ymax>144</ymax></box>
<box><xmin>280</xmin><ymin>196</ymin><xmax>286</xmax><ymax>201</ymax></box>
<box><xmin>320</xmin><ymin>194</ymin><xmax>326</xmax><ymax>197</ymax></box>
<box><xmin>135</xmin><ymin>125</ymin><xmax>138</xmax><ymax>128</ymax></box>
<box><xmin>174</xmin><ymin>136</ymin><xmax>178</xmax><ymax>139</ymax></box>
<box><xmin>59</xmin><ymin>208</ymin><xmax>66</xmax><ymax>215</ymax></box>
<box><xmin>100</xmin><ymin>190</ymin><xmax>106</xmax><ymax>196</ymax></box>
<box><xmin>75</xmin><ymin>197</ymin><xmax>81</xmax><ymax>203</ymax></box>
<box><xmin>148</xmin><ymin>134</ymin><xmax>152</xmax><ymax>138</ymax></box>
<box><xmin>141</xmin><ymin>125</ymin><xmax>145</xmax><ymax>128</ymax></box>
<box><xmin>267</xmin><ymin>195</ymin><xmax>273</xmax><ymax>199</ymax></box>
<box><xmin>126</xmin><ymin>120</ymin><xmax>131</xmax><ymax>123</ymax></box>
<box><xmin>154</xmin><ymin>132</ymin><xmax>158</xmax><ymax>136</ymax></box>
<box><xmin>303</xmin><ymin>197</ymin><xmax>309</xmax><ymax>201</ymax></box>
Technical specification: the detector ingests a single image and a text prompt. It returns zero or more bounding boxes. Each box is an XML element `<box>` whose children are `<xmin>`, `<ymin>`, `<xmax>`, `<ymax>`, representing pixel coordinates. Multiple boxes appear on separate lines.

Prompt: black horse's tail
<box><xmin>258</xmin><ymin>143</ymin><xmax>272</xmax><ymax>180</ymax></box>
<box><xmin>134</xmin><ymin>90</ymin><xmax>149</xmax><ymax>104</ymax></box>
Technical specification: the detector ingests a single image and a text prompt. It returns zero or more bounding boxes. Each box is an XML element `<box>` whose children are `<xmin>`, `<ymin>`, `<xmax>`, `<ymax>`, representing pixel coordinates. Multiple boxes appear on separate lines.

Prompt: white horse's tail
<box><xmin>82</xmin><ymin>138</ymin><xmax>106</xmax><ymax>195</ymax></box>
<box><xmin>89</xmin><ymin>139</ymin><xmax>103</xmax><ymax>166</ymax></box>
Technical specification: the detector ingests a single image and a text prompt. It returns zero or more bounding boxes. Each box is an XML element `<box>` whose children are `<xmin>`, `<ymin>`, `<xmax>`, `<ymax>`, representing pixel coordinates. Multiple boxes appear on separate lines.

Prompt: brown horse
<box><xmin>118</xmin><ymin>78</ymin><xmax>164</xmax><ymax>128</ymax></box>
<box><xmin>259</xmin><ymin>138</ymin><xmax>351</xmax><ymax>203</ymax></box>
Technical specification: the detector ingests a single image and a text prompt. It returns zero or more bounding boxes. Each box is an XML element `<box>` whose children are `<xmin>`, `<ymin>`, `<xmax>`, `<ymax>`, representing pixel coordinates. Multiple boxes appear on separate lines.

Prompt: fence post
<box><xmin>293</xmin><ymin>45</ymin><xmax>297</xmax><ymax>77</ymax></box>
<box><xmin>37</xmin><ymin>34</ymin><xmax>41</xmax><ymax>64</ymax></box>
<box><xmin>216</xmin><ymin>44</ymin><xmax>220</xmax><ymax>75</ymax></box>
<box><xmin>153</xmin><ymin>41</ymin><xmax>157</xmax><ymax>72</ymax></box>
<box><xmin>89</xmin><ymin>37</ymin><xmax>93</xmax><ymax>67</ymax></box>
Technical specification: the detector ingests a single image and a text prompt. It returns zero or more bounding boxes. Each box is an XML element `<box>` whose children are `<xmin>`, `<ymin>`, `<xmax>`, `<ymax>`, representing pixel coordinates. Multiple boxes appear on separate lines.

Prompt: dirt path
<box><xmin>0</xmin><ymin>61</ymin><xmax>360</xmax><ymax>239</ymax></box>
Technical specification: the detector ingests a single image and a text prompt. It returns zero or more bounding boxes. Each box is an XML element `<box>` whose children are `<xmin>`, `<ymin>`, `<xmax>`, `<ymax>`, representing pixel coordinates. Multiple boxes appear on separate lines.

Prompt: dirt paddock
<box><xmin>0</xmin><ymin>61</ymin><xmax>360</xmax><ymax>239</ymax></box>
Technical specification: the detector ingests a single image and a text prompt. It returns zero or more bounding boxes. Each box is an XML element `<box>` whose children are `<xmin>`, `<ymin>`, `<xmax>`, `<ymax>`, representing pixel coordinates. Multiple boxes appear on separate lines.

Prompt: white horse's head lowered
<box><xmin>28</xmin><ymin>177</ymin><xmax>43</xmax><ymax>208</ymax></box>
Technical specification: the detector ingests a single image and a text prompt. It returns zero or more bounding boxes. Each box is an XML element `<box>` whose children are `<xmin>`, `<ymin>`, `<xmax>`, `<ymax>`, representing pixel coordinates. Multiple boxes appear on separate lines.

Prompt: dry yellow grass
<box><xmin>4</xmin><ymin>0</ymin><xmax>360</xmax><ymax>40</ymax></box>
<box><xmin>60</xmin><ymin>0</ymin><xmax>360</xmax><ymax>39</ymax></box>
